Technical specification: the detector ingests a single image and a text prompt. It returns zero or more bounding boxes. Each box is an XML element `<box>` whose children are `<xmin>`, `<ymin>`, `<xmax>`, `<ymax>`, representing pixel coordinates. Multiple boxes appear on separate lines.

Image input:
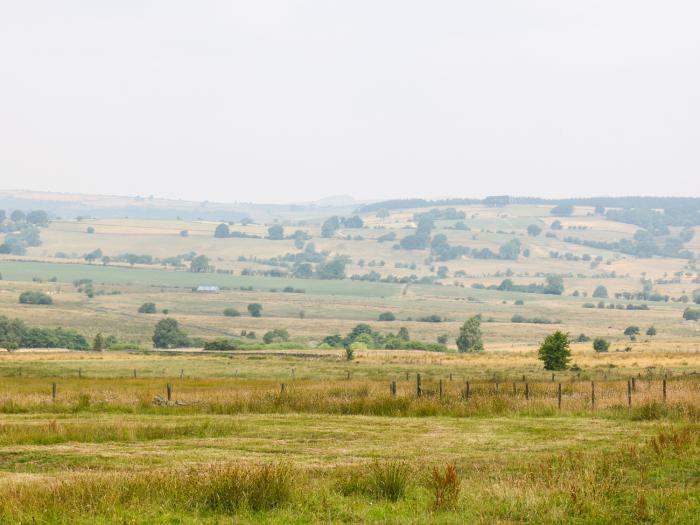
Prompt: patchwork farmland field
<box><xmin>0</xmin><ymin>200</ymin><xmax>699</xmax><ymax>523</ymax></box>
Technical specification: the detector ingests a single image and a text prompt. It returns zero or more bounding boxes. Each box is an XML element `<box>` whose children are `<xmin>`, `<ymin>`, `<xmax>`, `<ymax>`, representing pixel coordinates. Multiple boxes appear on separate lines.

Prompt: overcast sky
<box><xmin>0</xmin><ymin>1</ymin><xmax>698</xmax><ymax>203</ymax></box>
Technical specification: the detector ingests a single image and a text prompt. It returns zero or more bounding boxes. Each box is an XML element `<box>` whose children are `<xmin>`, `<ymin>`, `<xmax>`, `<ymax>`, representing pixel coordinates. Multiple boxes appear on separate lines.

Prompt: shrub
<box><xmin>576</xmin><ymin>333</ymin><xmax>590</xmax><ymax>342</ymax></box>
<box><xmin>138</xmin><ymin>302</ymin><xmax>157</xmax><ymax>314</ymax></box>
<box><xmin>430</xmin><ymin>464</ymin><xmax>460</xmax><ymax>510</ymax></box>
<box><xmin>345</xmin><ymin>347</ymin><xmax>354</xmax><ymax>361</ymax></box>
<box><xmin>223</xmin><ymin>308</ymin><xmax>241</xmax><ymax>317</ymax></box>
<box><xmin>514</xmin><ymin>299</ymin><xmax>524</xmax><ymax>305</ymax></box>
<box><xmin>378</xmin><ymin>311</ymin><xmax>396</xmax><ymax>321</ymax></box>
<box><xmin>18</xmin><ymin>291</ymin><xmax>53</xmax><ymax>305</ymax></box>
<box><xmin>593</xmin><ymin>338</ymin><xmax>610</xmax><ymax>353</ymax></box>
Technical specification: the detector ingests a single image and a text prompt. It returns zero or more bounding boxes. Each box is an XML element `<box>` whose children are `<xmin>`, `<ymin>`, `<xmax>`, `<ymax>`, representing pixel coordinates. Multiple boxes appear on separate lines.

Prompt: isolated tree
<box><xmin>378</xmin><ymin>312</ymin><xmax>396</xmax><ymax>321</ymax></box>
<box><xmin>592</xmin><ymin>285</ymin><xmax>608</xmax><ymax>299</ymax></box>
<box><xmin>214</xmin><ymin>223</ymin><xmax>230</xmax><ymax>238</ymax></box>
<box><xmin>538</xmin><ymin>331</ymin><xmax>572</xmax><ymax>370</ymax></box>
<box><xmin>693</xmin><ymin>289</ymin><xmax>700</xmax><ymax>305</ymax></box>
<box><xmin>152</xmin><ymin>318</ymin><xmax>188</xmax><ymax>348</ymax></box>
<box><xmin>550</xmin><ymin>220</ymin><xmax>563</xmax><ymax>230</ymax></box>
<box><xmin>247</xmin><ymin>303</ymin><xmax>263</xmax><ymax>317</ymax></box>
<box><xmin>267</xmin><ymin>224</ymin><xmax>284</xmax><ymax>240</ymax></box>
<box><xmin>189</xmin><ymin>255</ymin><xmax>211</xmax><ymax>273</ymax></box>
<box><xmin>646</xmin><ymin>326</ymin><xmax>657</xmax><ymax>337</ymax></box>
<box><xmin>93</xmin><ymin>332</ymin><xmax>105</xmax><ymax>351</ymax></box>
<box><xmin>624</xmin><ymin>326</ymin><xmax>640</xmax><ymax>340</ymax></box>
<box><xmin>592</xmin><ymin>338</ymin><xmax>610</xmax><ymax>353</ymax></box>
<box><xmin>86</xmin><ymin>226</ymin><xmax>95</xmax><ymax>234</ymax></box>
<box><xmin>179</xmin><ymin>230</ymin><xmax>189</xmax><ymax>237</ymax></box>
<box><xmin>456</xmin><ymin>315</ymin><xmax>483</xmax><ymax>353</ymax></box>
<box><xmin>527</xmin><ymin>224</ymin><xmax>542</xmax><ymax>236</ymax></box>
<box><xmin>10</xmin><ymin>210</ymin><xmax>25</xmax><ymax>222</ymax></box>
<box><xmin>223</xmin><ymin>307</ymin><xmax>240</xmax><ymax>317</ymax></box>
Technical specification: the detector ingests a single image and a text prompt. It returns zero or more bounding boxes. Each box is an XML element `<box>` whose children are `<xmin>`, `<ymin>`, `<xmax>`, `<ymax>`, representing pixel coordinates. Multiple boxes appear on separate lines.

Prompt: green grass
<box><xmin>0</xmin><ymin>260</ymin><xmax>401</xmax><ymax>297</ymax></box>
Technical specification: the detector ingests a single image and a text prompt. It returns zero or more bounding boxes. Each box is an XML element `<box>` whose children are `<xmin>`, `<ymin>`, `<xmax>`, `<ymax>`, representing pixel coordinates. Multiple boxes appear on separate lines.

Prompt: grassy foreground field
<box><xmin>0</xmin><ymin>350</ymin><xmax>698</xmax><ymax>524</ymax></box>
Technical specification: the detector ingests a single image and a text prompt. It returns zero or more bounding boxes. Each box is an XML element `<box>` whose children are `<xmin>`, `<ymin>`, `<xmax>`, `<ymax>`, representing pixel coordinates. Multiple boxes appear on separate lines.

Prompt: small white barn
<box><xmin>195</xmin><ymin>285</ymin><xmax>220</xmax><ymax>293</ymax></box>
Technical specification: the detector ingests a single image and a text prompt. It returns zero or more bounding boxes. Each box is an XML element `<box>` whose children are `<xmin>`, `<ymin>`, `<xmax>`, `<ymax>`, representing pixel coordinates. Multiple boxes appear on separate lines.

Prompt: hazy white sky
<box><xmin>1</xmin><ymin>1</ymin><xmax>698</xmax><ymax>203</ymax></box>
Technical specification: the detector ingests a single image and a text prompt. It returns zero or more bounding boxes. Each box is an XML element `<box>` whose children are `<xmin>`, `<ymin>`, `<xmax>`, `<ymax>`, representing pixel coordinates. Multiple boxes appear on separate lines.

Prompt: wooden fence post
<box><xmin>662</xmin><ymin>378</ymin><xmax>667</xmax><ymax>403</ymax></box>
<box><xmin>51</xmin><ymin>382</ymin><xmax>56</xmax><ymax>401</ymax></box>
<box><xmin>281</xmin><ymin>383</ymin><xmax>286</xmax><ymax>394</ymax></box>
<box><xmin>405</xmin><ymin>372</ymin><xmax>409</xmax><ymax>381</ymax></box>
<box><xmin>347</xmin><ymin>371</ymin><xmax>351</xmax><ymax>380</ymax></box>
<box><xmin>591</xmin><ymin>381</ymin><xmax>596</xmax><ymax>410</ymax></box>
<box><xmin>133</xmin><ymin>369</ymin><xmax>136</xmax><ymax>379</ymax></box>
<box><xmin>631</xmin><ymin>377</ymin><xmax>636</xmax><ymax>392</ymax></box>
<box><xmin>465</xmin><ymin>381</ymin><xmax>470</xmax><ymax>400</ymax></box>
<box><xmin>78</xmin><ymin>368</ymin><xmax>81</xmax><ymax>379</ymax></box>
<box><xmin>627</xmin><ymin>379</ymin><xmax>632</xmax><ymax>408</ymax></box>
<box><xmin>449</xmin><ymin>373</ymin><xmax>453</xmax><ymax>381</ymax></box>
<box><xmin>180</xmin><ymin>369</ymin><xmax>184</xmax><ymax>380</ymax></box>
<box><xmin>390</xmin><ymin>381</ymin><xmax>396</xmax><ymax>397</ymax></box>
<box><xmin>416</xmin><ymin>373</ymin><xmax>422</xmax><ymax>397</ymax></box>
<box><xmin>558</xmin><ymin>383</ymin><xmax>562</xmax><ymax>410</ymax></box>
<box><xmin>439</xmin><ymin>379</ymin><xmax>443</xmax><ymax>400</ymax></box>
<box><xmin>166</xmin><ymin>383</ymin><xmax>172</xmax><ymax>402</ymax></box>
<box><xmin>495</xmin><ymin>382</ymin><xmax>499</xmax><ymax>395</ymax></box>
<box><xmin>551</xmin><ymin>373</ymin><xmax>555</xmax><ymax>382</ymax></box>
<box><xmin>525</xmin><ymin>383</ymin><xmax>529</xmax><ymax>401</ymax></box>
<box><xmin>512</xmin><ymin>382</ymin><xmax>517</xmax><ymax>397</ymax></box>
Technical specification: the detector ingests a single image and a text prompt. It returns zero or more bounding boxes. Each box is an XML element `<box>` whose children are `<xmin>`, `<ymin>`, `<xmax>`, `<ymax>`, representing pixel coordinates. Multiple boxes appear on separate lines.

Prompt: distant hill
<box><xmin>0</xmin><ymin>190</ymin><xmax>364</xmax><ymax>223</ymax></box>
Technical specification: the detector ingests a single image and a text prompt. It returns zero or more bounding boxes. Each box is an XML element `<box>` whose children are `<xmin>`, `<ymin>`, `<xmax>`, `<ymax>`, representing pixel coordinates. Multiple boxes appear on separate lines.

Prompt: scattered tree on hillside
<box><xmin>592</xmin><ymin>285</ymin><xmax>608</xmax><ymax>299</ymax></box>
<box><xmin>138</xmin><ymin>302</ymin><xmax>157</xmax><ymax>314</ymax></box>
<box><xmin>267</xmin><ymin>224</ymin><xmax>284</xmax><ymax>240</ymax></box>
<box><xmin>527</xmin><ymin>224</ymin><xmax>542</xmax><ymax>236</ymax></box>
<box><xmin>214</xmin><ymin>223</ymin><xmax>230</xmax><ymax>238</ymax></box>
<box><xmin>247</xmin><ymin>303</ymin><xmax>263</xmax><ymax>317</ymax></box>
<box><xmin>624</xmin><ymin>326</ymin><xmax>640</xmax><ymax>340</ymax></box>
<box><xmin>189</xmin><ymin>255</ymin><xmax>211</xmax><ymax>273</ymax></box>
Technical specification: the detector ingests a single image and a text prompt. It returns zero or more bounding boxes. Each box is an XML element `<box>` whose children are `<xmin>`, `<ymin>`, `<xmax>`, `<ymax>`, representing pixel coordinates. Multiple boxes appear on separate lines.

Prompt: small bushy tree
<box><xmin>138</xmin><ymin>302</ymin><xmax>157</xmax><ymax>314</ymax></box>
<box><xmin>456</xmin><ymin>315</ymin><xmax>483</xmax><ymax>353</ymax></box>
<box><xmin>223</xmin><ymin>307</ymin><xmax>241</xmax><ymax>317</ymax></box>
<box><xmin>152</xmin><ymin>318</ymin><xmax>189</xmax><ymax>348</ymax></box>
<box><xmin>592</xmin><ymin>337</ymin><xmax>610</xmax><ymax>353</ymax></box>
<box><xmin>624</xmin><ymin>326</ymin><xmax>640</xmax><ymax>340</ymax></box>
<box><xmin>378</xmin><ymin>312</ymin><xmax>395</xmax><ymax>321</ymax></box>
<box><xmin>538</xmin><ymin>331</ymin><xmax>571</xmax><ymax>370</ymax></box>
<box><xmin>247</xmin><ymin>303</ymin><xmax>263</xmax><ymax>317</ymax></box>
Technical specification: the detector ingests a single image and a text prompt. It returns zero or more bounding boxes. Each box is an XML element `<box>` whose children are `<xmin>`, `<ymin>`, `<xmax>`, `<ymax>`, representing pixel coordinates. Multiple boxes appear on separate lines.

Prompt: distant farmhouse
<box><xmin>194</xmin><ymin>285</ymin><xmax>219</xmax><ymax>293</ymax></box>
